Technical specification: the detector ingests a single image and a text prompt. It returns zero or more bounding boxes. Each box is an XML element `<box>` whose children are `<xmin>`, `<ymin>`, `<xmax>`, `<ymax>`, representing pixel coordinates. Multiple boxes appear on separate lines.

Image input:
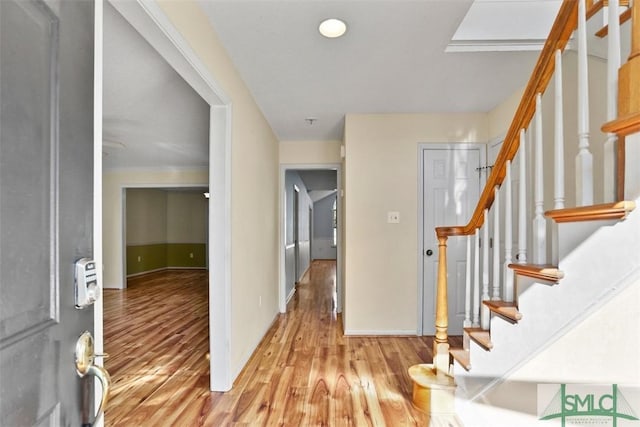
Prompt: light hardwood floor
<box><xmin>104</xmin><ymin>261</ymin><xmax>461</xmax><ymax>426</ymax></box>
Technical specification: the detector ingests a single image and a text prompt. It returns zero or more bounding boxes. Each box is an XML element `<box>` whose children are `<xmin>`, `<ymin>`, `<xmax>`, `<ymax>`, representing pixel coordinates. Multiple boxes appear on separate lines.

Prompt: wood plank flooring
<box><xmin>104</xmin><ymin>261</ymin><xmax>461</xmax><ymax>426</ymax></box>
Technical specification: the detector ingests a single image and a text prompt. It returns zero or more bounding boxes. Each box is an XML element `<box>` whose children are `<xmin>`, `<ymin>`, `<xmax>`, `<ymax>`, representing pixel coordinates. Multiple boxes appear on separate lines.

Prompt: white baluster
<box><xmin>517</xmin><ymin>129</ymin><xmax>528</xmax><ymax>264</ymax></box>
<box><xmin>533</xmin><ymin>93</ymin><xmax>547</xmax><ymax>264</ymax></box>
<box><xmin>604</xmin><ymin>0</ymin><xmax>621</xmax><ymax>202</ymax></box>
<box><xmin>576</xmin><ymin>0</ymin><xmax>594</xmax><ymax>206</ymax></box>
<box><xmin>554</xmin><ymin>49</ymin><xmax>565</xmax><ymax>210</ymax></box>
<box><xmin>552</xmin><ymin>50</ymin><xmax>565</xmax><ymax>265</ymax></box>
<box><xmin>464</xmin><ymin>235</ymin><xmax>472</xmax><ymax>328</ymax></box>
<box><xmin>492</xmin><ymin>186</ymin><xmax>501</xmax><ymax>300</ymax></box>
<box><xmin>472</xmin><ymin>228</ymin><xmax>480</xmax><ymax>327</ymax></box>
<box><xmin>481</xmin><ymin>209</ymin><xmax>490</xmax><ymax>330</ymax></box>
<box><xmin>503</xmin><ymin>161</ymin><xmax>514</xmax><ymax>303</ymax></box>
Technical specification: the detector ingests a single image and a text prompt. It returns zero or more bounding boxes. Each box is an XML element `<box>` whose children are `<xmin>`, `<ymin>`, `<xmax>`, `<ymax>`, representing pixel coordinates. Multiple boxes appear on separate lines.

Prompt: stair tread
<box><xmin>450</xmin><ymin>348</ymin><xmax>471</xmax><ymax>371</ymax></box>
<box><xmin>483</xmin><ymin>300</ymin><xmax>522</xmax><ymax>323</ymax></box>
<box><xmin>509</xmin><ymin>263</ymin><xmax>564</xmax><ymax>283</ymax></box>
<box><xmin>545</xmin><ymin>200</ymin><xmax>636</xmax><ymax>223</ymax></box>
<box><xmin>464</xmin><ymin>327</ymin><xmax>493</xmax><ymax>351</ymax></box>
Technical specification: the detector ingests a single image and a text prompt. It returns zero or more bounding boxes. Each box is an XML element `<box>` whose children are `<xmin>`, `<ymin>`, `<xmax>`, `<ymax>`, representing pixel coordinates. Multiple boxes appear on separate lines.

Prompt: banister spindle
<box><xmin>503</xmin><ymin>161</ymin><xmax>514</xmax><ymax>303</ymax></box>
<box><xmin>577</xmin><ymin>0</ymin><xmax>594</xmax><ymax>206</ymax></box>
<box><xmin>472</xmin><ymin>228</ymin><xmax>480</xmax><ymax>327</ymax></box>
<box><xmin>492</xmin><ymin>186</ymin><xmax>501</xmax><ymax>300</ymax></box>
<box><xmin>464</xmin><ymin>235</ymin><xmax>472</xmax><ymax>328</ymax></box>
<box><xmin>604</xmin><ymin>0</ymin><xmax>621</xmax><ymax>203</ymax></box>
<box><xmin>554</xmin><ymin>49</ymin><xmax>565</xmax><ymax>210</ymax></box>
<box><xmin>534</xmin><ymin>94</ymin><xmax>547</xmax><ymax>264</ymax></box>
<box><xmin>481</xmin><ymin>209</ymin><xmax>490</xmax><ymax>330</ymax></box>
<box><xmin>517</xmin><ymin>129</ymin><xmax>528</xmax><ymax>264</ymax></box>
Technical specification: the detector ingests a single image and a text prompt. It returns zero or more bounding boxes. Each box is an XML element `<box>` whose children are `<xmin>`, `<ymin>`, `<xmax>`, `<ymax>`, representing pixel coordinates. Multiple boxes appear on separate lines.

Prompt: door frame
<box><xmin>293</xmin><ymin>184</ymin><xmax>300</xmax><ymax>282</ymax></box>
<box><xmin>416</xmin><ymin>143</ymin><xmax>486</xmax><ymax>335</ymax></box>
<box><xmin>98</xmin><ymin>0</ymin><xmax>233</xmax><ymax>392</ymax></box>
<box><xmin>279</xmin><ymin>164</ymin><xmax>343</xmax><ymax>313</ymax></box>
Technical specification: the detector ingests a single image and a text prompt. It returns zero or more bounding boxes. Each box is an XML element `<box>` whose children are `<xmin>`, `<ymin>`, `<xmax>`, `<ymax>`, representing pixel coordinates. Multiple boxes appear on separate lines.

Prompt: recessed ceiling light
<box><xmin>319</xmin><ymin>18</ymin><xmax>347</xmax><ymax>38</ymax></box>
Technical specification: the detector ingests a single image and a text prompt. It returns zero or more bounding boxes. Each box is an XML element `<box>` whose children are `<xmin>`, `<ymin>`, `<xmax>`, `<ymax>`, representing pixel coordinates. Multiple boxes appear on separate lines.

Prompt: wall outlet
<box><xmin>137</xmin><ymin>256</ymin><xmax>141</xmax><ymax>262</ymax></box>
<box><xmin>189</xmin><ymin>252</ymin><xmax>194</xmax><ymax>259</ymax></box>
<box><xmin>387</xmin><ymin>211</ymin><xmax>400</xmax><ymax>223</ymax></box>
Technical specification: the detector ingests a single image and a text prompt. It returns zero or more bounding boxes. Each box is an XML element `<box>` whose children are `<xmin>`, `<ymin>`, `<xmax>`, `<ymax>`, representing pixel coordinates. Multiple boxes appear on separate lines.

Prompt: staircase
<box><xmin>409</xmin><ymin>0</ymin><xmax>640</xmax><ymax>421</ymax></box>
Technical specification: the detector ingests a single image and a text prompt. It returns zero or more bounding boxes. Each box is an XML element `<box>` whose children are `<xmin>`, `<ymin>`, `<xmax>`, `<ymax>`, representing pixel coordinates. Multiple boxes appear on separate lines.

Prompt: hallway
<box><xmin>104</xmin><ymin>261</ymin><xmax>450</xmax><ymax>425</ymax></box>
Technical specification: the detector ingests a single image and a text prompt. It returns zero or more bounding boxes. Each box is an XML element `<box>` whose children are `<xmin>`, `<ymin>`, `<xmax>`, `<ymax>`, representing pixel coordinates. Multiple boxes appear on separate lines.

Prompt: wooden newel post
<box><xmin>433</xmin><ymin>234</ymin><xmax>450</xmax><ymax>375</ymax></box>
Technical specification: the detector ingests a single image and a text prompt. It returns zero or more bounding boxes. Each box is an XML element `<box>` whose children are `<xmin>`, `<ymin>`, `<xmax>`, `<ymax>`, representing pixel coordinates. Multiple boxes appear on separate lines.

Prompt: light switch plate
<box><xmin>387</xmin><ymin>211</ymin><xmax>400</xmax><ymax>223</ymax></box>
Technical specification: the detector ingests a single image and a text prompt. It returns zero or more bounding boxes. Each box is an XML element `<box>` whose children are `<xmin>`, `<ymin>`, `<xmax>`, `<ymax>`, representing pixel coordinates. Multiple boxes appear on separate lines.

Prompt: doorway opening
<box><xmin>280</xmin><ymin>165</ymin><xmax>343</xmax><ymax>314</ymax></box>
<box><xmin>99</xmin><ymin>0</ymin><xmax>232</xmax><ymax>393</ymax></box>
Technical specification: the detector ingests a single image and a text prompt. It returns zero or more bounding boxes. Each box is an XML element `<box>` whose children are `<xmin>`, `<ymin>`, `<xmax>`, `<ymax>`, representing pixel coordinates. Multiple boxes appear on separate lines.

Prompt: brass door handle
<box><xmin>75</xmin><ymin>331</ymin><xmax>111</xmax><ymax>425</ymax></box>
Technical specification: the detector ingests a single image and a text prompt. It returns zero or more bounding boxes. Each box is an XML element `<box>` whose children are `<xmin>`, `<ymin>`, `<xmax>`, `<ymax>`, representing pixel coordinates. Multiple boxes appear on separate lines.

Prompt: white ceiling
<box><xmin>103</xmin><ymin>2</ymin><xmax>209</xmax><ymax>170</ymax></box>
<box><xmin>198</xmin><ymin>0</ymin><xmax>559</xmax><ymax>141</ymax></box>
<box><xmin>103</xmin><ymin>0</ymin><xmax>562</xmax><ymax>169</ymax></box>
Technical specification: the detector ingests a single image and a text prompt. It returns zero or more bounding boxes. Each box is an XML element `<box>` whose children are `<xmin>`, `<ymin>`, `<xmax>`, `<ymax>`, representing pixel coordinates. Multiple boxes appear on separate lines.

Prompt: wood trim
<box><xmin>602</xmin><ymin>111</ymin><xmax>640</xmax><ymax>136</ymax></box>
<box><xmin>546</xmin><ymin>200</ymin><xmax>636</xmax><ymax>223</ymax></box>
<box><xmin>588</xmin><ymin>0</ymin><xmax>631</xmax><ymax>20</ymax></box>
<box><xmin>595</xmin><ymin>8</ymin><xmax>632</xmax><ymax>37</ymax></box>
<box><xmin>436</xmin><ymin>0</ymin><xmax>578</xmax><ymax>238</ymax></box>
<box><xmin>449</xmin><ymin>348</ymin><xmax>471</xmax><ymax>371</ymax></box>
<box><xmin>464</xmin><ymin>328</ymin><xmax>493</xmax><ymax>351</ymax></box>
<box><xmin>509</xmin><ymin>263</ymin><xmax>564</xmax><ymax>283</ymax></box>
<box><xmin>587</xmin><ymin>0</ymin><xmax>604</xmax><ymax>20</ymax></box>
<box><xmin>483</xmin><ymin>300</ymin><xmax>522</xmax><ymax>323</ymax></box>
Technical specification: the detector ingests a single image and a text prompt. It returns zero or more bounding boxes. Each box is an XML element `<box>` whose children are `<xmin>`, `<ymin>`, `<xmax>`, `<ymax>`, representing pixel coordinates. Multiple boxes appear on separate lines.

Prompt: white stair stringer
<box><xmin>453</xmin><ymin>195</ymin><xmax>640</xmax><ymax>401</ymax></box>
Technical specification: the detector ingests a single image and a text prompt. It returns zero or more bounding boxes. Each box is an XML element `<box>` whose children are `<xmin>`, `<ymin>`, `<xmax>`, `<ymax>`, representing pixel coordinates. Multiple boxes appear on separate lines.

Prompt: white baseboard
<box><xmin>232</xmin><ymin>310</ymin><xmax>280</xmax><ymax>383</ymax></box>
<box><xmin>343</xmin><ymin>329</ymin><xmax>417</xmax><ymax>336</ymax></box>
<box><xmin>286</xmin><ymin>286</ymin><xmax>296</xmax><ymax>304</ymax></box>
<box><xmin>126</xmin><ymin>267</ymin><xmax>167</xmax><ymax>278</ymax></box>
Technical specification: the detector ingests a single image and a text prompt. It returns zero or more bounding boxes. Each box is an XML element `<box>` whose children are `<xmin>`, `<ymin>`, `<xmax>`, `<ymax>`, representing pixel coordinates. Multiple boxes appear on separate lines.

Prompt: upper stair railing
<box><xmin>430</xmin><ymin>0</ymin><xmax>640</xmax><ymax>377</ymax></box>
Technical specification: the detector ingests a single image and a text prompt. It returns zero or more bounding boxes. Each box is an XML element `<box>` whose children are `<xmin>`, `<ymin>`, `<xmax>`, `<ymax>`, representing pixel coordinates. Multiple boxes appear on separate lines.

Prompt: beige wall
<box><xmin>156</xmin><ymin>0</ymin><xmax>280</xmax><ymax>376</ymax></box>
<box><xmin>126</xmin><ymin>189</ymin><xmax>168</xmax><ymax>245</ymax></box>
<box><xmin>488</xmin><ymin>86</ymin><xmax>525</xmax><ymax>140</ymax></box>
<box><xmin>343</xmin><ymin>113</ymin><xmax>488</xmax><ymax>333</ymax></box>
<box><xmin>103</xmin><ymin>169</ymin><xmax>208</xmax><ymax>289</ymax></box>
<box><xmin>279</xmin><ymin>140</ymin><xmax>342</xmax><ymax>164</ymax></box>
<box><xmin>167</xmin><ymin>191</ymin><xmax>207</xmax><ymax>244</ymax></box>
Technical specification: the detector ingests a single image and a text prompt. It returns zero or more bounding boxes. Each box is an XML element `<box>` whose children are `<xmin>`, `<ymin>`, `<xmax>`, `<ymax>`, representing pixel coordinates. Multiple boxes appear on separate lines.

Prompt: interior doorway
<box><xmin>123</xmin><ymin>187</ymin><xmax>209</xmax><ymax>283</ymax></box>
<box><xmin>280</xmin><ymin>165</ymin><xmax>343</xmax><ymax>313</ymax></box>
<box><xmin>99</xmin><ymin>0</ymin><xmax>233</xmax><ymax>392</ymax></box>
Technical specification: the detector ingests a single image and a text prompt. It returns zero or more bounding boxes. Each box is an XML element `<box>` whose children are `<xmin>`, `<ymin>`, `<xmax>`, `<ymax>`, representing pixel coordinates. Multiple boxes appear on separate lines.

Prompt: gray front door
<box><xmin>1</xmin><ymin>0</ymin><xmax>97</xmax><ymax>425</ymax></box>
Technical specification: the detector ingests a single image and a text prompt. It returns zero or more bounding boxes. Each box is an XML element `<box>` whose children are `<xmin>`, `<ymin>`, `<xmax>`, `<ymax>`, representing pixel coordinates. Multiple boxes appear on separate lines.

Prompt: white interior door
<box><xmin>0</xmin><ymin>1</ymin><xmax>104</xmax><ymax>425</ymax></box>
<box><xmin>421</xmin><ymin>146</ymin><xmax>482</xmax><ymax>335</ymax></box>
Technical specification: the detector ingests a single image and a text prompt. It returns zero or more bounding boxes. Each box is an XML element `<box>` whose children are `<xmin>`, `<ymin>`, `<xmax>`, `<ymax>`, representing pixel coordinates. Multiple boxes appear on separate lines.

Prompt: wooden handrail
<box><xmin>436</xmin><ymin>0</ymin><xmax>578</xmax><ymax>240</ymax></box>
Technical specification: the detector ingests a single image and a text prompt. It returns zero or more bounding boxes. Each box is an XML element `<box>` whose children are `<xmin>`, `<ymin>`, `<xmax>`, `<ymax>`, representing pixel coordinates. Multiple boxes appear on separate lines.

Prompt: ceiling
<box><xmin>198</xmin><ymin>0</ymin><xmax>560</xmax><ymax>141</ymax></box>
<box><xmin>103</xmin><ymin>2</ymin><xmax>209</xmax><ymax>170</ymax></box>
<box><xmin>103</xmin><ymin>0</ymin><xmax>562</xmax><ymax>169</ymax></box>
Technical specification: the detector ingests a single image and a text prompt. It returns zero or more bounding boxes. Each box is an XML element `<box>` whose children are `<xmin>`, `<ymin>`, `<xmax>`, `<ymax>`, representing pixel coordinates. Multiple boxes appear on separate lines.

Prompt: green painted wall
<box><xmin>126</xmin><ymin>243</ymin><xmax>206</xmax><ymax>275</ymax></box>
<box><xmin>167</xmin><ymin>243</ymin><xmax>206</xmax><ymax>268</ymax></box>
